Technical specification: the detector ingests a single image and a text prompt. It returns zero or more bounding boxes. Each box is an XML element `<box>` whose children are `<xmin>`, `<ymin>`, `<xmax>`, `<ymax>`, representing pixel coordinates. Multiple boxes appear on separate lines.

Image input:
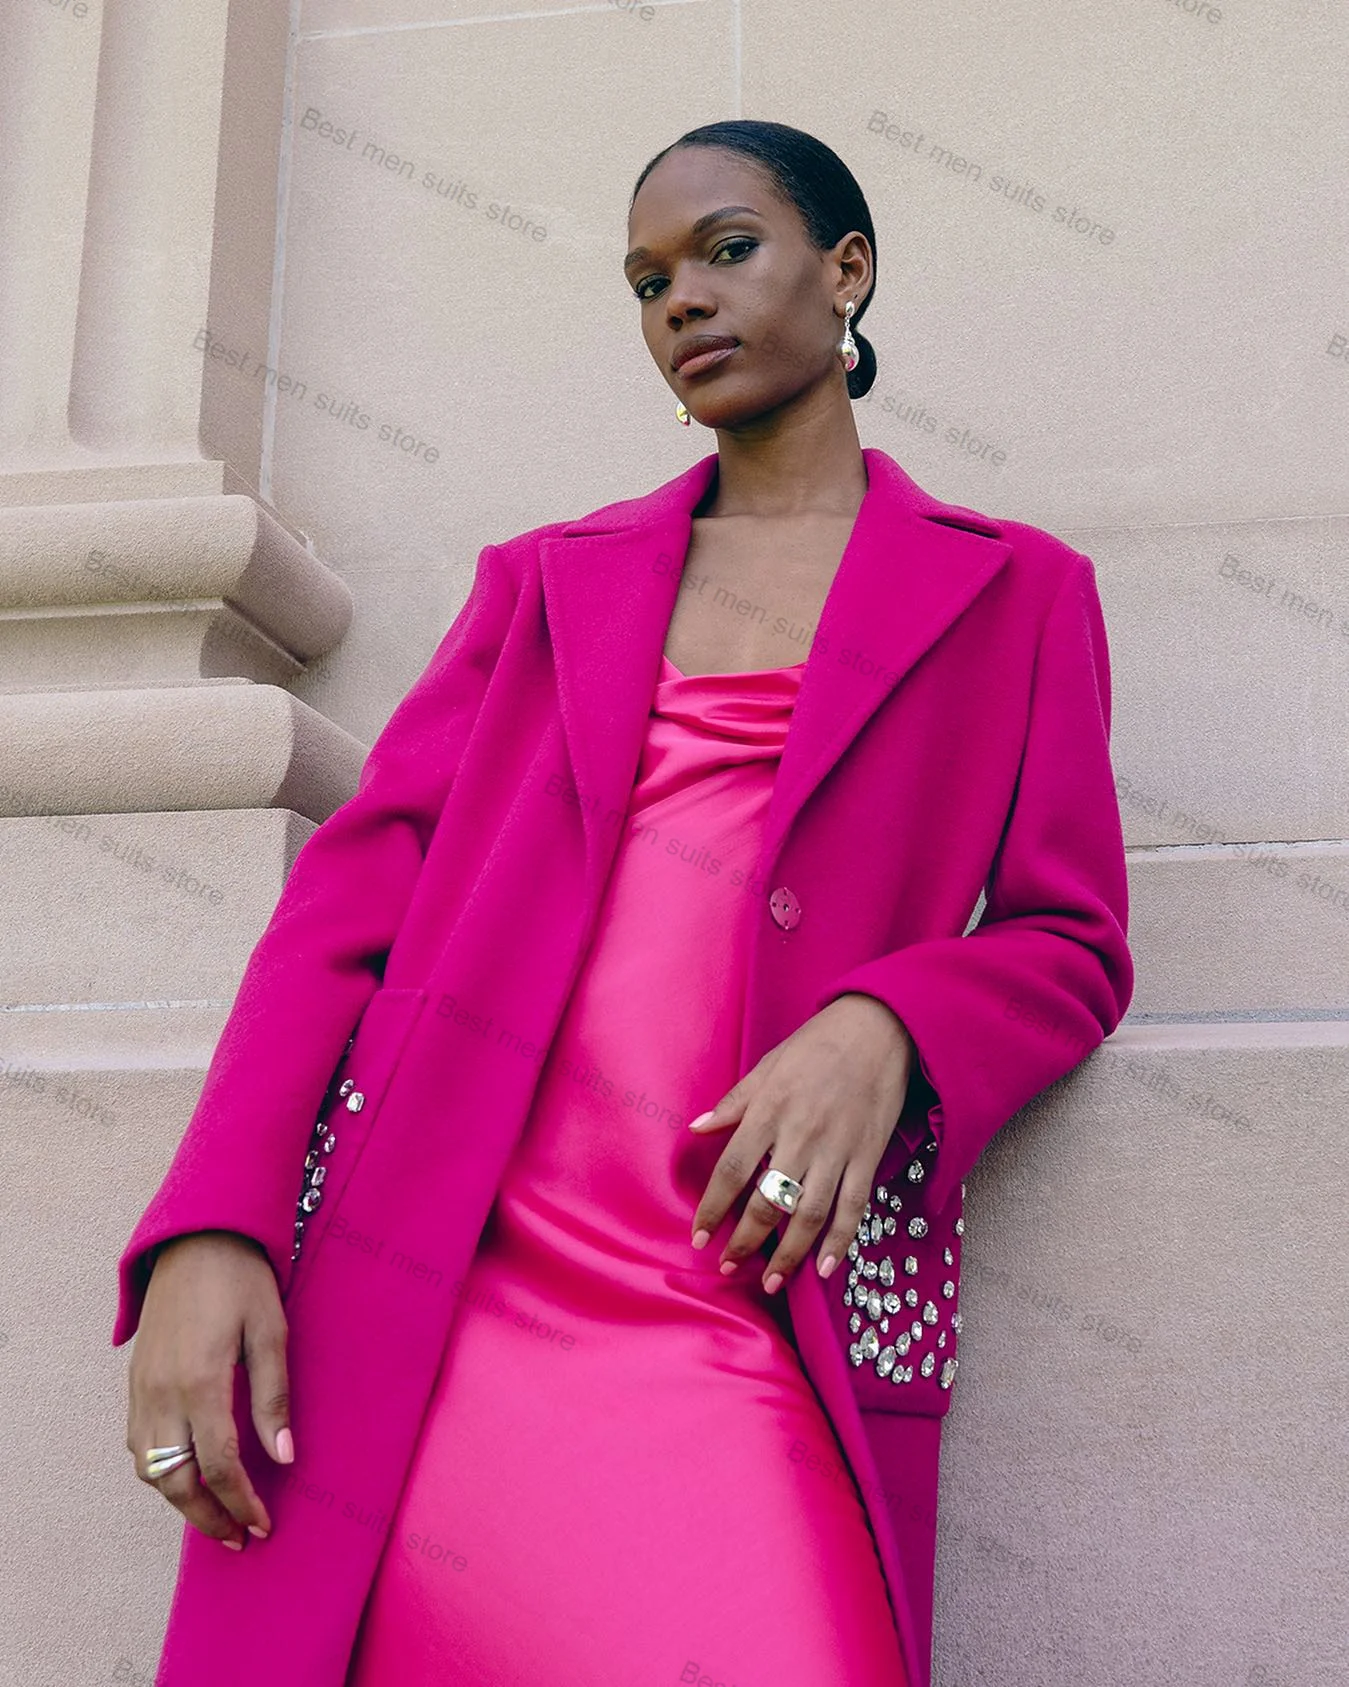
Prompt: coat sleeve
<box><xmin>810</xmin><ymin>552</ymin><xmax>1134</xmax><ymax>1218</ymax></box>
<box><xmin>111</xmin><ymin>542</ymin><xmax>520</xmax><ymax>1346</ymax></box>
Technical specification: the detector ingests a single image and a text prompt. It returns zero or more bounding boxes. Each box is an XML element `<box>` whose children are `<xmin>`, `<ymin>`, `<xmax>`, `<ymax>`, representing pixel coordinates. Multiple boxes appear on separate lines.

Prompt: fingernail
<box><xmin>818</xmin><ymin>1253</ymin><xmax>838</xmax><ymax>1280</ymax></box>
<box><xmin>688</xmin><ymin>1110</ymin><xmax>716</xmax><ymax>1131</ymax></box>
<box><xmin>720</xmin><ymin>1259</ymin><xmax>738</xmax><ymax>1276</ymax></box>
<box><xmin>763</xmin><ymin>1272</ymin><xmax>784</xmax><ymax>1295</ymax></box>
<box><xmin>691</xmin><ymin>1228</ymin><xmax>710</xmax><ymax>1249</ymax></box>
<box><xmin>275</xmin><ymin>1428</ymin><xmax>294</xmax><ymax>1464</ymax></box>
<box><xmin>248</xmin><ymin>1525</ymin><xmax>270</xmax><ymax>1540</ymax></box>
<box><xmin>222</xmin><ymin>1538</ymin><xmax>244</xmax><ymax>1552</ymax></box>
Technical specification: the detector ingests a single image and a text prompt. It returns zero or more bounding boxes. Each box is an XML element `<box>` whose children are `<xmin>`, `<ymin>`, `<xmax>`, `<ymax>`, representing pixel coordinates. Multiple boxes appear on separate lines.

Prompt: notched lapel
<box><xmin>540</xmin><ymin>504</ymin><xmax>701</xmax><ymax>908</ymax></box>
<box><xmin>539</xmin><ymin>449</ymin><xmax>1013</xmax><ymax>902</ymax></box>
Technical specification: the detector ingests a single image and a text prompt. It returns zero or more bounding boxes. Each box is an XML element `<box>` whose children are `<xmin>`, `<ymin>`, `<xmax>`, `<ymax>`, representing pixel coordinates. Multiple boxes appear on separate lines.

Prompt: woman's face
<box><xmin>625</xmin><ymin>146</ymin><xmax>870</xmax><ymax>430</ymax></box>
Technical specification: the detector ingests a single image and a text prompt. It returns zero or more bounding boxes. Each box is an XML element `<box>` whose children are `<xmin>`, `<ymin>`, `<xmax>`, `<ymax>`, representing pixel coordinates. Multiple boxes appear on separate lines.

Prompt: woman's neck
<box><xmin>700</xmin><ymin>401</ymin><xmax>868</xmax><ymax>521</ymax></box>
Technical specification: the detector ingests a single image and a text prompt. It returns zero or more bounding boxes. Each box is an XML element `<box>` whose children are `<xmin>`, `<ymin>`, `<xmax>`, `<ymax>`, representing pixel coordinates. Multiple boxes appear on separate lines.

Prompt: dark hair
<box><xmin>630</xmin><ymin>119</ymin><xmax>878</xmax><ymax>400</ymax></box>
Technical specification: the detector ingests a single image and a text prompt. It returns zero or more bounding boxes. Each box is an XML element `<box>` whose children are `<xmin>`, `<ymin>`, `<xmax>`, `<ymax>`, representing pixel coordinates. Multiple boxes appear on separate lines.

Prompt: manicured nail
<box><xmin>691</xmin><ymin>1228</ymin><xmax>710</xmax><ymax>1250</ymax></box>
<box><xmin>818</xmin><ymin>1254</ymin><xmax>838</xmax><ymax>1280</ymax></box>
<box><xmin>275</xmin><ymin>1428</ymin><xmax>294</xmax><ymax>1464</ymax></box>
<box><xmin>248</xmin><ymin>1525</ymin><xmax>270</xmax><ymax>1540</ymax></box>
<box><xmin>222</xmin><ymin>1538</ymin><xmax>244</xmax><ymax>1552</ymax></box>
<box><xmin>763</xmin><ymin>1272</ymin><xmax>784</xmax><ymax>1295</ymax></box>
<box><xmin>720</xmin><ymin>1259</ymin><xmax>738</xmax><ymax>1275</ymax></box>
<box><xmin>688</xmin><ymin>1111</ymin><xmax>716</xmax><ymax>1131</ymax></box>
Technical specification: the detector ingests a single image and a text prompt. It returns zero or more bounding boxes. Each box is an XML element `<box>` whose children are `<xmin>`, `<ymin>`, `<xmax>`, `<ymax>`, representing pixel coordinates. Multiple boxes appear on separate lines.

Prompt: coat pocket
<box><xmin>285</xmin><ymin>985</ymin><xmax>429</xmax><ymax>1304</ymax></box>
<box><xmin>834</xmin><ymin>1127</ymin><xmax>965</xmax><ymax>1417</ymax></box>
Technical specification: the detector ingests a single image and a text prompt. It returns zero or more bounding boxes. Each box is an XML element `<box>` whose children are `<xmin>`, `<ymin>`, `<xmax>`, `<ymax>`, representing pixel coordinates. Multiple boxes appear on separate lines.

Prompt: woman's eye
<box><xmin>712</xmin><ymin>237</ymin><xmax>757</xmax><ymax>264</ymax></box>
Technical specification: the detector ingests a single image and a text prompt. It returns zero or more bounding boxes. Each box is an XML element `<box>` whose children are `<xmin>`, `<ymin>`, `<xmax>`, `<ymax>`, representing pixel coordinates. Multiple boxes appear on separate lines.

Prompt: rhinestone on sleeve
<box><xmin>842</xmin><ymin>1133</ymin><xmax>964</xmax><ymax>1398</ymax></box>
<box><xmin>291</xmin><ymin>1033</ymin><xmax>357</xmax><ymax>1262</ymax></box>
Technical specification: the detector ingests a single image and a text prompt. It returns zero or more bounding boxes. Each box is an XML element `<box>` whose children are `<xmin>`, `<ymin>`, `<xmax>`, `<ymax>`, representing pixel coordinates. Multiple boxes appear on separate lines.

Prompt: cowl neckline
<box><xmin>652</xmin><ymin>650</ymin><xmax>804</xmax><ymax>741</ymax></box>
<box><xmin>658</xmin><ymin>651</ymin><xmax>807</xmax><ymax>682</ymax></box>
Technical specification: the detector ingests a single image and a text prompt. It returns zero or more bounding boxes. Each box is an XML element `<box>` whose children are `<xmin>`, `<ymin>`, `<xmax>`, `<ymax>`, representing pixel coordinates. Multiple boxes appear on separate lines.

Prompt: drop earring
<box><xmin>838</xmin><ymin>300</ymin><xmax>859</xmax><ymax>373</ymax></box>
<box><xmin>675</xmin><ymin>401</ymin><xmax>691</xmax><ymax>425</ymax></box>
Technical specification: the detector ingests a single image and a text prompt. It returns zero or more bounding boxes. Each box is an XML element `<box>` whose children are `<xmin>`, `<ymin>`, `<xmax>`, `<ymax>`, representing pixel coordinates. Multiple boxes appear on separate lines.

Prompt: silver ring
<box><xmin>757</xmin><ymin>1167</ymin><xmax>805</xmax><ymax>1215</ymax></box>
<box><xmin>141</xmin><ymin>1441</ymin><xmax>197</xmax><ymax>1481</ymax></box>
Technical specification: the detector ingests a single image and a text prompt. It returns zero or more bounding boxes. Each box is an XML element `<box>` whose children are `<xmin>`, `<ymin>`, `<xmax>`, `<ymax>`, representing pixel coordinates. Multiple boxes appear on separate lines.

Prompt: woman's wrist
<box><xmin>828</xmin><ymin>990</ymin><xmax>916</xmax><ymax>1059</ymax></box>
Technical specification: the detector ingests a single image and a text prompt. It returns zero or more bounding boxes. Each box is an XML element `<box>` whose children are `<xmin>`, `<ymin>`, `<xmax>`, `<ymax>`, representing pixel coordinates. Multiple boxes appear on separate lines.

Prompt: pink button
<box><xmin>769</xmin><ymin>885</ymin><xmax>801</xmax><ymax>930</ymax></box>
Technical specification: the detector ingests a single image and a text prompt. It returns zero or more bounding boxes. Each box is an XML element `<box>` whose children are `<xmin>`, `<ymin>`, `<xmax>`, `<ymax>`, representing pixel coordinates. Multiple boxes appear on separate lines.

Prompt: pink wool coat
<box><xmin>113</xmin><ymin>445</ymin><xmax>1133</xmax><ymax>1687</ymax></box>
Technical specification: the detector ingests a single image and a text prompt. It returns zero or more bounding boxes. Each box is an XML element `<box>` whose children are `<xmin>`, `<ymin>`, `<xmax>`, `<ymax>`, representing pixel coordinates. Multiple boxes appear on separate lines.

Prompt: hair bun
<box><xmin>846</xmin><ymin>328</ymin><xmax>877</xmax><ymax>400</ymax></box>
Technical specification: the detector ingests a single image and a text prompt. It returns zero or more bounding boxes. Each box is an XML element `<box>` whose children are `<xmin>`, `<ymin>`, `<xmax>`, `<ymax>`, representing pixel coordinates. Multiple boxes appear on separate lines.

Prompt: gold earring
<box><xmin>839</xmin><ymin>300</ymin><xmax>859</xmax><ymax>373</ymax></box>
<box><xmin>675</xmin><ymin>401</ymin><xmax>691</xmax><ymax>425</ymax></box>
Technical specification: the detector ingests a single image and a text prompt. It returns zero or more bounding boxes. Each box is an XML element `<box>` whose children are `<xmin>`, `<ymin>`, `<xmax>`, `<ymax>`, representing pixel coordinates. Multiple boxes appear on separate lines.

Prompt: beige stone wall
<box><xmin>1</xmin><ymin>1</ymin><xmax>1345</xmax><ymax>1683</ymax></box>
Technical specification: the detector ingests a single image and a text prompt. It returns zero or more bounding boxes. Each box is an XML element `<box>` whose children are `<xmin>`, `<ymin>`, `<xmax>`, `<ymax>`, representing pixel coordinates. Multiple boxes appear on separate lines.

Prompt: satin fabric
<box><xmin>345</xmin><ymin>653</ymin><xmax>908</xmax><ymax>1687</ymax></box>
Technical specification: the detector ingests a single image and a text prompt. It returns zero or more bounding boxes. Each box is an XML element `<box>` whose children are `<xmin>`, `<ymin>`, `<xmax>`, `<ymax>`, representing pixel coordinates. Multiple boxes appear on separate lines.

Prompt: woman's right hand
<box><xmin>125</xmin><ymin>1229</ymin><xmax>294</xmax><ymax>1550</ymax></box>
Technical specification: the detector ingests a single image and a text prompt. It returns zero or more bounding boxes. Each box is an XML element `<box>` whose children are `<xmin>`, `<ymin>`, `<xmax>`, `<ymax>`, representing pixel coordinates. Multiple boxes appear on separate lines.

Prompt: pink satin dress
<box><xmin>345</xmin><ymin>653</ymin><xmax>909</xmax><ymax>1687</ymax></box>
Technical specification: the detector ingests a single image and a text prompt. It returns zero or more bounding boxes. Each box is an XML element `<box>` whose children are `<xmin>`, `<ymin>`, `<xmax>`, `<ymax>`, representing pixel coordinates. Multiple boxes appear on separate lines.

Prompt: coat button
<box><xmin>768</xmin><ymin>885</ymin><xmax>801</xmax><ymax>930</ymax></box>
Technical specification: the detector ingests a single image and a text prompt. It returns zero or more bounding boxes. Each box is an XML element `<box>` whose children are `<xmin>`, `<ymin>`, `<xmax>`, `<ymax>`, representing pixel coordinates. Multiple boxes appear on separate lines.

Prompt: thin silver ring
<box><xmin>141</xmin><ymin>1442</ymin><xmax>197</xmax><ymax>1481</ymax></box>
<box><xmin>757</xmin><ymin>1167</ymin><xmax>805</xmax><ymax>1215</ymax></box>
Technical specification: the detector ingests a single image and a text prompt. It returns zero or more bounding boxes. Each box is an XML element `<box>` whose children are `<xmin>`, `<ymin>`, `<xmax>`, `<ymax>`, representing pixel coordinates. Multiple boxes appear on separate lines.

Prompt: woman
<box><xmin>116</xmin><ymin>121</ymin><xmax>1133</xmax><ymax>1687</ymax></box>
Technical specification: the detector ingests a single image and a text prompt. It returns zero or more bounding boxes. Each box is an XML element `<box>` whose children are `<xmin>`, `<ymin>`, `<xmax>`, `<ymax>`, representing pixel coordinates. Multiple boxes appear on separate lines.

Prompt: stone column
<box><xmin>0</xmin><ymin>10</ymin><xmax>360</xmax><ymax>1675</ymax></box>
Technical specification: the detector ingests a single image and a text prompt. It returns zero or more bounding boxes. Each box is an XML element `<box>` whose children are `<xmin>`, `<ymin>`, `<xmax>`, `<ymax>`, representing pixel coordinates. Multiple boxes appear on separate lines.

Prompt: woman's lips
<box><xmin>675</xmin><ymin>343</ymin><xmax>738</xmax><ymax>378</ymax></box>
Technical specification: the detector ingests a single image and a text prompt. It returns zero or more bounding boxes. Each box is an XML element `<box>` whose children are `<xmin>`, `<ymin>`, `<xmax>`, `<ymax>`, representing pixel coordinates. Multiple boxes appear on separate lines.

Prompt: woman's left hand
<box><xmin>688</xmin><ymin>991</ymin><xmax>917</xmax><ymax>1295</ymax></box>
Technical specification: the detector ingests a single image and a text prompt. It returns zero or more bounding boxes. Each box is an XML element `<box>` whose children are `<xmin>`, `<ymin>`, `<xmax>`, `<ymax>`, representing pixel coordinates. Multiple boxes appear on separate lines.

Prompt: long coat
<box><xmin>112</xmin><ymin>445</ymin><xmax>1133</xmax><ymax>1687</ymax></box>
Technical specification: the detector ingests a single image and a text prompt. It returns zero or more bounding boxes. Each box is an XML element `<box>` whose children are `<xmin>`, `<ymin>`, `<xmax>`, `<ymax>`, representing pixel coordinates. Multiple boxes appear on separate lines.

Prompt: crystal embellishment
<box><xmin>838</xmin><ymin>1149</ymin><xmax>961</xmax><ymax>1395</ymax></box>
<box><xmin>292</xmin><ymin>1032</ymin><xmax>357</xmax><ymax>1261</ymax></box>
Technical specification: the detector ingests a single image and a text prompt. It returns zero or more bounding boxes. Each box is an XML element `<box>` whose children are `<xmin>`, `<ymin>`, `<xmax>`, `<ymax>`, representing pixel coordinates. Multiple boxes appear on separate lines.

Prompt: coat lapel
<box><xmin>539</xmin><ymin>447</ymin><xmax>1014</xmax><ymax>905</ymax></box>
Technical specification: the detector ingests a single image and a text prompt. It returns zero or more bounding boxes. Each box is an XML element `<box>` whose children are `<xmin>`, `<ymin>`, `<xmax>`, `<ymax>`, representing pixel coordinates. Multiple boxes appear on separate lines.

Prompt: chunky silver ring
<box><xmin>141</xmin><ymin>1442</ymin><xmax>197</xmax><ymax>1481</ymax></box>
<box><xmin>757</xmin><ymin>1167</ymin><xmax>805</xmax><ymax>1215</ymax></box>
